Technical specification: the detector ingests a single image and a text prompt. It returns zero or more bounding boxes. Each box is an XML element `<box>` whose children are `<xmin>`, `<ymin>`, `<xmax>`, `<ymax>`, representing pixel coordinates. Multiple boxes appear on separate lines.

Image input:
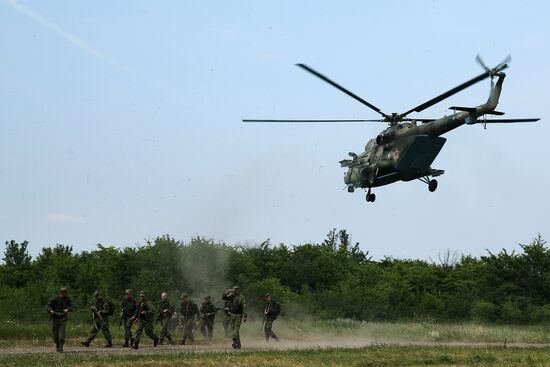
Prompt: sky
<box><xmin>1</xmin><ymin>0</ymin><xmax>549</xmax><ymax>260</ymax></box>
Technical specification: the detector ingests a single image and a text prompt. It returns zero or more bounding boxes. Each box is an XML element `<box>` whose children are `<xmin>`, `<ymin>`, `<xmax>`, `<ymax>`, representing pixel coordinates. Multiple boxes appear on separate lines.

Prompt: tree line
<box><xmin>0</xmin><ymin>230</ymin><xmax>549</xmax><ymax>324</ymax></box>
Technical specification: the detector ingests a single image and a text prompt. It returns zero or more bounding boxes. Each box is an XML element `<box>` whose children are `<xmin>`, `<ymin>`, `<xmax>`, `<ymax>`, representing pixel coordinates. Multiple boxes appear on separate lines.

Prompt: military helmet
<box><xmin>204</xmin><ymin>295</ymin><xmax>211</xmax><ymax>301</ymax></box>
<box><xmin>139</xmin><ymin>291</ymin><xmax>146</xmax><ymax>297</ymax></box>
<box><xmin>125</xmin><ymin>289</ymin><xmax>133</xmax><ymax>294</ymax></box>
<box><xmin>59</xmin><ymin>287</ymin><xmax>68</xmax><ymax>293</ymax></box>
<box><xmin>180</xmin><ymin>292</ymin><xmax>188</xmax><ymax>299</ymax></box>
<box><xmin>93</xmin><ymin>291</ymin><xmax>101</xmax><ymax>298</ymax></box>
<box><xmin>264</xmin><ymin>293</ymin><xmax>271</xmax><ymax>298</ymax></box>
<box><xmin>232</xmin><ymin>286</ymin><xmax>240</xmax><ymax>291</ymax></box>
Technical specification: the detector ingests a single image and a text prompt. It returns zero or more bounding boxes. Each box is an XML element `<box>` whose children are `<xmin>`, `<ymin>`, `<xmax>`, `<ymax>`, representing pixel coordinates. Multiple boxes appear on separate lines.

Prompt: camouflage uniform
<box><xmin>199</xmin><ymin>296</ymin><xmax>217</xmax><ymax>341</ymax></box>
<box><xmin>132</xmin><ymin>293</ymin><xmax>159</xmax><ymax>349</ymax></box>
<box><xmin>157</xmin><ymin>298</ymin><xmax>175</xmax><ymax>344</ymax></box>
<box><xmin>47</xmin><ymin>288</ymin><xmax>73</xmax><ymax>353</ymax></box>
<box><xmin>222</xmin><ymin>297</ymin><xmax>232</xmax><ymax>338</ymax></box>
<box><xmin>263</xmin><ymin>297</ymin><xmax>280</xmax><ymax>342</ymax></box>
<box><xmin>222</xmin><ymin>286</ymin><xmax>247</xmax><ymax>349</ymax></box>
<box><xmin>121</xmin><ymin>291</ymin><xmax>137</xmax><ymax>347</ymax></box>
<box><xmin>81</xmin><ymin>292</ymin><xmax>113</xmax><ymax>347</ymax></box>
<box><xmin>179</xmin><ymin>294</ymin><xmax>199</xmax><ymax>344</ymax></box>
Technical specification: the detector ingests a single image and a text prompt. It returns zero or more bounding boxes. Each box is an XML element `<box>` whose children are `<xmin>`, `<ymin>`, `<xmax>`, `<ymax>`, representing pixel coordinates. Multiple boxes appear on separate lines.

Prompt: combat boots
<box><xmin>159</xmin><ymin>337</ymin><xmax>164</xmax><ymax>345</ymax></box>
<box><xmin>80</xmin><ymin>341</ymin><xmax>90</xmax><ymax>347</ymax></box>
<box><xmin>122</xmin><ymin>339</ymin><xmax>130</xmax><ymax>348</ymax></box>
<box><xmin>104</xmin><ymin>340</ymin><xmax>113</xmax><ymax>348</ymax></box>
<box><xmin>132</xmin><ymin>341</ymin><xmax>139</xmax><ymax>350</ymax></box>
<box><xmin>154</xmin><ymin>337</ymin><xmax>159</xmax><ymax>347</ymax></box>
<box><xmin>179</xmin><ymin>338</ymin><xmax>186</xmax><ymax>345</ymax></box>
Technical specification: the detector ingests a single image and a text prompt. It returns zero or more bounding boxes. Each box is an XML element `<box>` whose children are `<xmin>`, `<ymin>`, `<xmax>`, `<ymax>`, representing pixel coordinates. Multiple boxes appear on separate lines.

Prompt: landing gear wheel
<box><xmin>428</xmin><ymin>179</ymin><xmax>438</xmax><ymax>192</ymax></box>
<box><xmin>347</xmin><ymin>185</ymin><xmax>355</xmax><ymax>193</ymax></box>
<box><xmin>365</xmin><ymin>193</ymin><xmax>376</xmax><ymax>202</ymax></box>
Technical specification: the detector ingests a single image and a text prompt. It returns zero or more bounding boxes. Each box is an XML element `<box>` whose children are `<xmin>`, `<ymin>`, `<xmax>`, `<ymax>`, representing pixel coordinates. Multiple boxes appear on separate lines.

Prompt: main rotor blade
<box><xmin>400</xmin><ymin>71</ymin><xmax>491</xmax><ymax>117</ymax></box>
<box><xmin>296</xmin><ymin>64</ymin><xmax>387</xmax><ymax>118</ymax></box>
<box><xmin>242</xmin><ymin>119</ymin><xmax>383</xmax><ymax>123</ymax></box>
<box><xmin>479</xmin><ymin>118</ymin><xmax>540</xmax><ymax>123</ymax></box>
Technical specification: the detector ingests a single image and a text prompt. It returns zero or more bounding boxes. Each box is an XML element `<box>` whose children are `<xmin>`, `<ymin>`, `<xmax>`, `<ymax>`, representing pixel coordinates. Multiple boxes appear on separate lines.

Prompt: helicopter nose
<box><xmin>344</xmin><ymin>170</ymin><xmax>351</xmax><ymax>185</ymax></box>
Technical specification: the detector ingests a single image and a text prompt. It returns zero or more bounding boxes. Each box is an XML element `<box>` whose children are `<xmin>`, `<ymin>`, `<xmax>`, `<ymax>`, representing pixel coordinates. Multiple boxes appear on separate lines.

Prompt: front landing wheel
<box><xmin>366</xmin><ymin>193</ymin><xmax>376</xmax><ymax>202</ymax></box>
<box><xmin>428</xmin><ymin>179</ymin><xmax>438</xmax><ymax>192</ymax></box>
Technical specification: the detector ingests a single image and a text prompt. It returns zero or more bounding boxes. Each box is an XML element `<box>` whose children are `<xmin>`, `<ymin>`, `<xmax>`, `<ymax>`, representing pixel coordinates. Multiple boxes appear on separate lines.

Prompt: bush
<box><xmin>501</xmin><ymin>300</ymin><xmax>524</xmax><ymax>324</ymax></box>
<box><xmin>471</xmin><ymin>300</ymin><xmax>497</xmax><ymax>322</ymax></box>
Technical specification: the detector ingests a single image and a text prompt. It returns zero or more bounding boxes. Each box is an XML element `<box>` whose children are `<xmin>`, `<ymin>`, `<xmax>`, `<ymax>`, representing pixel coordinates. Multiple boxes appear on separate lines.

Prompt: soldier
<box><xmin>120</xmin><ymin>289</ymin><xmax>137</xmax><ymax>347</ymax></box>
<box><xmin>199</xmin><ymin>295</ymin><xmax>217</xmax><ymax>341</ymax></box>
<box><xmin>262</xmin><ymin>293</ymin><xmax>280</xmax><ymax>342</ymax></box>
<box><xmin>222</xmin><ymin>286</ymin><xmax>247</xmax><ymax>349</ymax></box>
<box><xmin>131</xmin><ymin>291</ymin><xmax>159</xmax><ymax>350</ymax></box>
<box><xmin>47</xmin><ymin>287</ymin><xmax>73</xmax><ymax>353</ymax></box>
<box><xmin>179</xmin><ymin>293</ymin><xmax>199</xmax><ymax>345</ymax></box>
<box><xmin>157</xmin><ymin>292</ymin><xmax>175</xmax><ymax>345</ymax></box>
<box><xmin>222</xmin><ymin>291</ymin><xmax>232</xmax><ymax>338</ymax></box>
<box><xmin>81</xmin><ymin>291</ymin><xmax>113</xmax><ymax>348</ymax></box>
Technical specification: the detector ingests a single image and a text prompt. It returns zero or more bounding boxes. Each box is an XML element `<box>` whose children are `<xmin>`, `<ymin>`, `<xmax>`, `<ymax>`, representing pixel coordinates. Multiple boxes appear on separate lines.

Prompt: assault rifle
<box><xmin>261</xmin><ymin>303</ymin><xmax>270</xmax><ymax>331</ymax></box>
<box><xmin>200</xmin><ymin>307</ymin><xmax>223</xmax><ymax>319</ymax></box>
<box><xmin>91</xmin><ymin>305</ymin><xmax>104</xmax><ymax>330</ymax></box>
<box><xmin>131</xmin><ymin>302</ymin><xmax>145</xmax><ymax>324</ymax></box>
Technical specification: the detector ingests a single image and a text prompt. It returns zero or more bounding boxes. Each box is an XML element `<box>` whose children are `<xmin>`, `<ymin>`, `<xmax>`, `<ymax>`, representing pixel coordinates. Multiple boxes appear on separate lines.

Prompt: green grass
<box><xmin>0</xmin><ymin>346</ymin><xmax>549</xmax><ymax>367</ymax></box>
<box><xmin>1</xmin><ymin>319</ymin><xmax>549</xmax><ymax>347</ymax></box>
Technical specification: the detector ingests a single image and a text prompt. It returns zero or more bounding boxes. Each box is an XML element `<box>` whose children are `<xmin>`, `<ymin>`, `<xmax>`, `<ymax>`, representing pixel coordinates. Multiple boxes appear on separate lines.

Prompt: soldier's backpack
<box><xmin>105</xmin><ymin>298</ymin><xmax>115</xmax><ymax>316</ymax></box>
<box><xmin>270</xmin><ymin>301</ymin><xmax>281</xmax><ymax>319</ymax></box>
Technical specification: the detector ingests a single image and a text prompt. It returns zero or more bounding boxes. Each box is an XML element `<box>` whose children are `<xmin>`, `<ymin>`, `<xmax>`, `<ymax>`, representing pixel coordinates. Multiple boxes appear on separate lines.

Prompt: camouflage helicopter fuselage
<box><xmin>340</xmin><ymin>73</ymin><xmax>506</xmax><ymax>190</ymax></box>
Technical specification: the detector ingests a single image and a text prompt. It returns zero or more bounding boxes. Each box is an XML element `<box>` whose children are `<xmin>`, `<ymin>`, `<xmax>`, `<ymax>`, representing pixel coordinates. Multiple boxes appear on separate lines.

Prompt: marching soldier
<box><xmin>222</xmin><ymin>286</ymin><xmax>247</xmax><ymax>349</ymax></box>
<box><xmin>81</xmin><ymin>291</ymin><xmax>113</xmax><ymax>348</ymax></box>
<box><xmin>199</xmin><ymin>295</ymin><xmax>217</xmax><ymax>341</ymax></box>
<box><xmin>179</xmin><ymin>293</ymin><xmax>199</xmax><ymax>345</ymax></box>
<box><xmin>47</xmin><ymin>287</ymin><xmax>73</xmax><ymax>353</ymax></box>
<box><xmin>120</xmin><ymin>289</ymin><xmax>137</xmax><ymax>347</ymax></box>
<box><xmin>262</xmin><ymin>293</ymin><xmax>280</xmax><ymax>342</ymax></box>
<box><xmin>132</xmin><ymin>291</ymin><xmax>159</xmax><ymax>349</ymax></box>
<box><xmin>157</xmin><ymin>292</ymin><xmax>175</xmax><ymax>345</ymax></box>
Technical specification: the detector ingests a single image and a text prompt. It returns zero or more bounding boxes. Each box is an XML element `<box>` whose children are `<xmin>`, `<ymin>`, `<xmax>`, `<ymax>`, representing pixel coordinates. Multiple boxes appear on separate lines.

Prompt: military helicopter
<box><xmin>243</xmin><ymin>56</ymin><xmax>540</xmax><ymax>203</ymax></box>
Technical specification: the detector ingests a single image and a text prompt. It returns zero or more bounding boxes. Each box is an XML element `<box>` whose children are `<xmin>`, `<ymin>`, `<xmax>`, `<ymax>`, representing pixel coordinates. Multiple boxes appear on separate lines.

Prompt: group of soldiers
<box><xmin>47</xmin><ymin>286</ymin><xmax>281</xmax><ymax>353</ymax></box>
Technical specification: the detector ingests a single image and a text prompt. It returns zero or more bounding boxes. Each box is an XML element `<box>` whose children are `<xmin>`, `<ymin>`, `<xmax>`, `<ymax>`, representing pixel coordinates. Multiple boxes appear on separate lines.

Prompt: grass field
<box><xmin>1</xmin><ymin>320</ymin><xmax>548</xmax><ymax>366</ymax></box>
<box><xmin>0</xmin><ymin>345</ymin><xmax>549</xmax><ymax>367</ymax></box>
<box><xmin>1</xmin><ymin>319</ymin><xmax>549</xmax><ymax>347</ymax></box>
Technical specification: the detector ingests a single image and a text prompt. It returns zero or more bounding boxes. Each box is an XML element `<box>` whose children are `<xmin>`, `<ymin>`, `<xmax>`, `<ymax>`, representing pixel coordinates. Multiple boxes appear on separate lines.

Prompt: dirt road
<box><xmin>1</xmin><ymin>337</ymin><xmax>548</xmax><ymax>356</ymax></box>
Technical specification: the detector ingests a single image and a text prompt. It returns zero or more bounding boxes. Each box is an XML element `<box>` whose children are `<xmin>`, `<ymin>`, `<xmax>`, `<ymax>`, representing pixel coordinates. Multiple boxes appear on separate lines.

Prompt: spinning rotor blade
<box><xmin>479</xmin><ymin>118</ymin><xmax>539</xmax><ymax>123</ymax></box>
<box><xmin>477</xmin><ymin>54</ymin><xmax>511</xmax><ymax>74</ymax></box>
<box><xmin>400</xmin><ymin>71</ymin><xmax>492</xmax><ymax>116</ymax></box>
<box><xmin>242</xmin><ymin>119</ymin><xmax>383</xmax><ymax>123</ymax></box>
<box><xmin>296</xmin><ymin>64</ymin><xmax>387</xmax><ymax>118</ymax></box>
<box><xmin>475</xmin><ymin>54</ymin><xmax>490</xmax><ymax>72</ymax></box>
<box><xmin>401</xmin><ymin>55</ymin><xmax>511</xmax><ymax>118</ymax></box>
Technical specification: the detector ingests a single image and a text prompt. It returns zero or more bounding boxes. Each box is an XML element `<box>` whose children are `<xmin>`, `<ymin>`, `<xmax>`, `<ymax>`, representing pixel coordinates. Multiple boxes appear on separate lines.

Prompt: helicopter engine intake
<box><xmin>376</xmin><ymin>131</ymin><xmax>395</xmax><ymax>145</ymax></box>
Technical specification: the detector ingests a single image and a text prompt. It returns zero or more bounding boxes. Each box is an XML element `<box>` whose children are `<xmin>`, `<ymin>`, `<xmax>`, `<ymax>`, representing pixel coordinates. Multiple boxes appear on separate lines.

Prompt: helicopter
<box><xmin>243</xmin><ymin>56</ymin><xmax>540</xmax><ymax>203</ymax></box>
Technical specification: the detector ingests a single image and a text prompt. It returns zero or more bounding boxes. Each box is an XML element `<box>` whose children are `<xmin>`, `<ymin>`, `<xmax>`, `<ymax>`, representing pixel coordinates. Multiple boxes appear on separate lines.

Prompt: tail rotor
<box><xmin>476</xmin><ymin>54</ymin><xmax>511</xmax><ymax>87</ymax></box>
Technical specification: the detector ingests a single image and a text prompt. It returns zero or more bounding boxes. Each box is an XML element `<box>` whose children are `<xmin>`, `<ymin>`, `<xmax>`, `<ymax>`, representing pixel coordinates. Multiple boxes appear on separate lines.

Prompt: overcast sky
<box><xmin>1</xmin><ymin>0</ymin><xmax>548</xmax><ymax>260</ymax></box>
